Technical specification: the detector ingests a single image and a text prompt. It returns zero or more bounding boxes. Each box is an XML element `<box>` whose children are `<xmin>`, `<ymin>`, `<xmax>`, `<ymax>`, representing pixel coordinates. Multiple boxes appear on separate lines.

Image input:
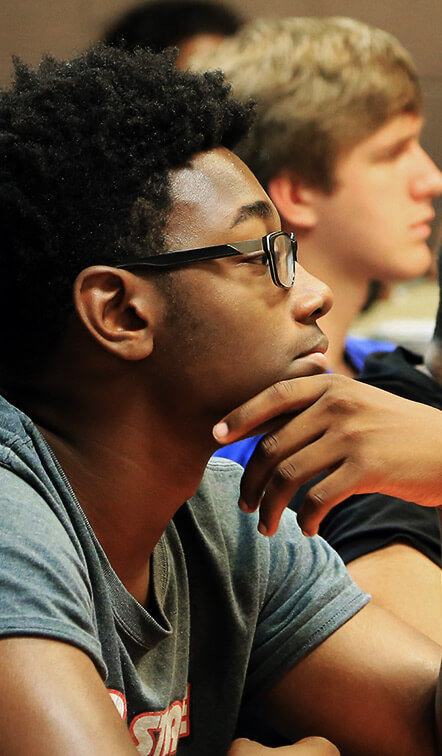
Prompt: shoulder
<box><xmin>187</xmin><ymin>457</ymin><xmax>310</xmax><ymax>585</ymax></box>
<box><xmin>360</xmin><ymin>347</ymin><xmax>442</xmax><ymax>407</ymax></box>
<box><xmin>0</xmin><ymin>464</ymin><xmax>78</xmax><ymax>551</ymax></box>
<box><xmin>345</xmin><ymin>335</ymin><xmax>396</xmax><ymax>374</ymax></box>
<box><xmin>204</xmin><ymin>454</ymin><xmax>244</xmax><ymax>484</ymax></box>
<box><xmin>0</xmin><ymin>463</ymin><xmax>90</xmax><ymax>595</ymax></box>
<box><xmin>191</xmin><ymin>458</ymin><xmax>354</xmax><ymax>589</ymax></box>
<box><xmin>0</xmin><ymin>395</ymin><xmax>35</xmax><ymax>463</ymax></box>
<box><xmin>0</xmin><ymin>464</ymin><xmax>105</xmax><ymax>674</ymax></box>
<box><xmin>195</xmin><ymin>456</ymin><xmax>301</xmax><ymax>539</ymax></box>
<box><xmin>190</xmin><ymin>456</ymin><xmax>263</xmax><ymax>553</ymax></box>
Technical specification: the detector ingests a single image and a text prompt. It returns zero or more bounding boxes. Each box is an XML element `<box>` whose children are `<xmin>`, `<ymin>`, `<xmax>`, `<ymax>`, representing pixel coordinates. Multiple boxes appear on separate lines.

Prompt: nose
<box><xmin>410</xmin><ymin>147</ymin><xmax>442</xmax><ymax>200</ymax></box>
<box><xmin>291</xmin><ymin>263</ymin><xmax>333</xmax><ymax>324</ymax></box>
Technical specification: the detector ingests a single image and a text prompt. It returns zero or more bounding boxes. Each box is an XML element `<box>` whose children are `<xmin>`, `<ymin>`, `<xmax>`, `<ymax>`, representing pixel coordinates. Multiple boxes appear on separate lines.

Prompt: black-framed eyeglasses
<box><xmin>115</xmin><ymin>231</ymin><xmax>297</xmax><ymax>289</ymax></box>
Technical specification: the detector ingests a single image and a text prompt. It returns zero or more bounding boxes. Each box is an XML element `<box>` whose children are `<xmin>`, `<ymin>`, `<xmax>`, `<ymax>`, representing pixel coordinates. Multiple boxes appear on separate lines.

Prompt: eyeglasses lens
<box><xmin>273</xmin><ymin>234</ymin><xmax>295</xmax><ymax>287</ymax></box>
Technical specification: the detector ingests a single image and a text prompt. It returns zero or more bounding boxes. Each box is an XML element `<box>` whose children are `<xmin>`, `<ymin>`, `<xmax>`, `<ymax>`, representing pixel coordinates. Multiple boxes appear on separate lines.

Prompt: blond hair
<box><xmin>190</xmin><ymin>17</ymin><xmax>421</xmax><ymax>192</ymax></box>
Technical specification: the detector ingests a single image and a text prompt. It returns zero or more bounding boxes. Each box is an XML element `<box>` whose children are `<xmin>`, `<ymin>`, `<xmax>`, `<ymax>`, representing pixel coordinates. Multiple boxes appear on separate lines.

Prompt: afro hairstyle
<box><xmin>0</xmin><ymin>43</ymin><xmax>253</xmax><ymax>381</ymax></box>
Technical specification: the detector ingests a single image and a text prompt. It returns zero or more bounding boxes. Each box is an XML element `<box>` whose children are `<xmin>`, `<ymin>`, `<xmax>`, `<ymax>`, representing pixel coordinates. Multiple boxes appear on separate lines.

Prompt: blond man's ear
<box><xmin>267</xmin><ymin>171</ymin><xmax>319</xmax><ymax>230</ymax></box>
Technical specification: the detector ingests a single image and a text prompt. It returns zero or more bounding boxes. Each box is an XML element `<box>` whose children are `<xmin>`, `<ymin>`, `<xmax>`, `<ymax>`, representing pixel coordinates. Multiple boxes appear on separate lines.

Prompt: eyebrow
<box><xmin>374</xmin><ymin>120</ymin><xmax>424</xmax><ymax>156</ymax></box>
<box><xmin>230</xmin><ymin>200</ymin><xmax>274</xmax><ymax>228</ymax></box>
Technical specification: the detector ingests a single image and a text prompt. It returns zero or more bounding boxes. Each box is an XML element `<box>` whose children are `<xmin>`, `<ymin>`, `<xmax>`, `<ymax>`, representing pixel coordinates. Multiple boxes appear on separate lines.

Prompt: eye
<box><xmin>242</xmin><ymin>251</ymin><xmax>269</xmax><ymax>266</ymax></box>
<box><xmin>378</xmin><ymin>138</ymin><xmax>413</xmax><ymax>162</ymax></box>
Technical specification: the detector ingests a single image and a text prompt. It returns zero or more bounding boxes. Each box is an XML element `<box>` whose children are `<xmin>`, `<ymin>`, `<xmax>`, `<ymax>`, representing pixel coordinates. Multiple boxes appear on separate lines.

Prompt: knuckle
<box><xmin>306</xmin><ymin>485</ymin><xmax>330</xmax><ymax>512</ymax></box>
<box><xmin>234</xmin><ymin>403</ymin><xmax>256</xmax><ymax>428</ymax></box>
<box><xmin>323</xmin><ymin>377</ymin><xmax>359</xmax><ymax>415</ymax></box>
<box><xmin>274</xmin><ymin>459</ymin><xmax>298</xmax><ymax>486</ymax></box>
<box><xmin>257</xmin><ymin>433</ymin><xmax>279</xmax><ymax>458</ymax></box>
<box><xmin>268</xmin><ymin>379</ymin><xmax>293</xmax><ymax>407</ymax></box>
<box><xmin>337</xmin><ymin>425</ymin><xmax>358</xmax><ymax>444</ymax></box>
<box><xmin>324</xmin><ymin>392</ymin><xmax>353</xmax><ymax>415</ymax></box>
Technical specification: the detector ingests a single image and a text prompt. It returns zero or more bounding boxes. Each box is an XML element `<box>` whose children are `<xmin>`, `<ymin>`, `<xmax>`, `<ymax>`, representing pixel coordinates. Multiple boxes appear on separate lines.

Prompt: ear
<box><xmin>267</xmin><ymin>170</ymin><xmax>319</xmax><ymax>230</ymax></box>
<box><xmin>73</xmin><ymin>266</ymin><xmax>160</xmax><ymax>361</ymax></box>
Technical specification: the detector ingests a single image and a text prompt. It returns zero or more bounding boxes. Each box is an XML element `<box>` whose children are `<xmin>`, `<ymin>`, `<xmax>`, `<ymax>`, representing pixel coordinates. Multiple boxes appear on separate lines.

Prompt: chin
<box><xmin>387</xmin><ymin>245</ymin><xmax>431</xmax><ymax>281</ymax></box>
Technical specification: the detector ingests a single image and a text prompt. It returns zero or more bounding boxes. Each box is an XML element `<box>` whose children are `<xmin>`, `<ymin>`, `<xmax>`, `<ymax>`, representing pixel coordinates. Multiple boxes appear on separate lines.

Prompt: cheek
<box><xmin>155</xmin><ymin>268</ymin><xmax>297</xmax><ymax>397</ymax></box>
<box><xmin>322</xmin><ymin>188</ymin><xmax>395</xmax><ymax>255</ymax></box>
<box><xmin>160</xmin><ymin>296</ymin><xmax>292</xmax><ymax>412</ymax></box>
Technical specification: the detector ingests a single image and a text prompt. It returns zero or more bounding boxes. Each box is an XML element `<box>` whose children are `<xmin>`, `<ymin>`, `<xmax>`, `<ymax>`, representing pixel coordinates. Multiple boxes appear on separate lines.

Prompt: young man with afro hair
<box><xmin>0</xmin><ymin>44</ymin><xmax>441</xmax><ymax>755</ymax></box>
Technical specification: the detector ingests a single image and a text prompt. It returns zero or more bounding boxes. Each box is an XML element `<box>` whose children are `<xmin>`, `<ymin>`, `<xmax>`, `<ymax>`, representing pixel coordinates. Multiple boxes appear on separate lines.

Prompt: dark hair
<box><xmin>105</xmin><ymin>0</ymin><xmax>242</xmax><ymax>52</ymax></box>
<box><xmin>0</xmin><ymin>44</ymin><xmax>253</xmax><ymax>379</ymax></box>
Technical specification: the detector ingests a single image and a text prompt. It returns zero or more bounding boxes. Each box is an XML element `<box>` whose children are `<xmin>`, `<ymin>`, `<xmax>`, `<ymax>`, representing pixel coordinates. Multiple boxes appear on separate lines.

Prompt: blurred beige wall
<box><xmin>2</xmin><ymin>0</ymin><xmax>440</xmax><ymax>79</ymax></box>
<box><xmin>1</xmin><ymin>0</ymin><xmax>441</xmax><ymax>210</ymax></box>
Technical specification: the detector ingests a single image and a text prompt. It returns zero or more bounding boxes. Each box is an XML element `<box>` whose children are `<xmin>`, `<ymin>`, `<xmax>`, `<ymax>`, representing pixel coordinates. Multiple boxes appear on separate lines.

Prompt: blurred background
<box><xmin>1</xmin><ymin>0</ymin><xmax>441</xmax><ymax>348</ymax></box>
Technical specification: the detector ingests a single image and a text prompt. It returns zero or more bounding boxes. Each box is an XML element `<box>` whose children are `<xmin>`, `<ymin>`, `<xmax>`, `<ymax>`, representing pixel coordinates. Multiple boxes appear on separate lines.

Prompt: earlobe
<box><xmin>73</xmin><ymin>266</ymin><xmax>156</xmax><ymax>361</ymax></box>
<box><xmin>267</xmin><ymin>171</ymin><xmax>319</xmax><ymax>229</ymax></box>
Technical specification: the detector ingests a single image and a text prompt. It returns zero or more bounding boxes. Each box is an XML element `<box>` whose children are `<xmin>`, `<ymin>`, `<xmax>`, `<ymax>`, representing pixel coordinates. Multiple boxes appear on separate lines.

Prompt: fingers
<box><xmin>241</xmin><ymin>428</ymin><xmax>379</xmax><ymax>538</ymax></box>
<box><xmin>215</xmin><ymin>374</ymin><xmax>437</xmax><ymax>539</ymax></box>
<box><xmin>295</xmin><ymin>461</ymin><xmax>367</xmax><ymax>536</ymax></box>
<box><xmin>243</xmin><ymin>434</ymin><xmax>346</xmax><ymax>537</ymax></box>
<box><xmin>213</xmin><ymin>375</ymin><xmax>331</xmax><ymax>444</ymax></box>
<box><xmin>238</xmin><ymin>410</ymin><xmax>327</xmax><ymax>516</ymax></box>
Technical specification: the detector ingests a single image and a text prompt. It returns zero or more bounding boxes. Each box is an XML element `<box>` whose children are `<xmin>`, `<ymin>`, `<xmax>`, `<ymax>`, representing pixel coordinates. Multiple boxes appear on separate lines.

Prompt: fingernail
<box><xmin>258</xmin><ymin>522</ymin><xmax>269</xmax><ymax>536</ymax></box>
<box><xmin>213</xmin><ymin>421</ymin><xmax>229</xmax><ymax>441</ymax></box>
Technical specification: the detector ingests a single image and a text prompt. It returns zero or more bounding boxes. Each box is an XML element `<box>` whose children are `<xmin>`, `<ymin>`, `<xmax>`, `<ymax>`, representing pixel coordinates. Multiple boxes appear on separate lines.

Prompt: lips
<box><xmin>411</xmin><ymin>210</ymin><xmax>435</xmax><ymax>228</ymax></box>
<box><xmin>285</xmin><ymin>335</ymin><xmax>330</xmax><ymax>378</ymax></box>
<box><xmin>296</xmin><ymin>334</ymin><xmax>329</xmax><ymax>361</ymax></box>
<box><xmin>410</xmin><ymin>214</ymin><xmax>435</xmax><ymax>241</ymax></box>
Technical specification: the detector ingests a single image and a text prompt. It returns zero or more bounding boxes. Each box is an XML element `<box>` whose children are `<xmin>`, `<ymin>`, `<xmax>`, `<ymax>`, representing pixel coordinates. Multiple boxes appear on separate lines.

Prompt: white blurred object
<box><xmin>369</xmin><ymin>318</ymin><xmax>434</xmax><ymax>354</ymax></box>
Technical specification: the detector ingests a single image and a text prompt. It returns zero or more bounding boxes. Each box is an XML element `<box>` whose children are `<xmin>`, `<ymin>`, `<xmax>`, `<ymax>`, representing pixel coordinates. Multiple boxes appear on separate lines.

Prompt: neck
<box><xmin>10</xmin><ymin>369</ymin><xmax>213</xmax><ymax>604</ymax></box>
<box><xmin>296</xmin><ymin>232</ymin><xmax>369</xmax><ymax>376</ymax></box>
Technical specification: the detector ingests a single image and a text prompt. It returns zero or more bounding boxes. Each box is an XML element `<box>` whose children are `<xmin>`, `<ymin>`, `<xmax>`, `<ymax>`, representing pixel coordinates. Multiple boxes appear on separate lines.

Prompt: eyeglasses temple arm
<box><xmin>115</xmin><ymin>245</ymin><xmax>243</xmax><ymax>269</ymax></box>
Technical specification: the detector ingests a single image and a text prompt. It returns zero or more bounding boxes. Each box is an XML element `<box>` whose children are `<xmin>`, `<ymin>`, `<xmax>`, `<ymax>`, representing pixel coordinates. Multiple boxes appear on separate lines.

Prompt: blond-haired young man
<box><xmin>193</xmin><ymin>17</ymin><xmax>442</xmax><ymax>645</ymax></box>
<box><xmin>191</xmin><ymin>16</ymin><xmax>442</xmax><ymax>376</ymax></box>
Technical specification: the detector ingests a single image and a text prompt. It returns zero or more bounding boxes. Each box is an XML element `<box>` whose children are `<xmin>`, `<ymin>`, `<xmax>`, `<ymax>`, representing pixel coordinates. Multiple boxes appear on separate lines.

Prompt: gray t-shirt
<box><xmin>0</xmin><ymin>395</ymin><xmax>369</xmax><ymax>755</ymax></box>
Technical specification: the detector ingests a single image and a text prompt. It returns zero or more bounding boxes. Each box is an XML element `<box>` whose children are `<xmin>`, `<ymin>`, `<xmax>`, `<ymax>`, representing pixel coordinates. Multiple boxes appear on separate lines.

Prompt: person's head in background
<box><xmin>105</xmin><ymin>0</ymin><xmax>243</xmax><ymax>69</ymax></box>
<box><xmin>191</xmin><ymin>17</ymin><xmax>442</xmax><ymax>375</ymax></box>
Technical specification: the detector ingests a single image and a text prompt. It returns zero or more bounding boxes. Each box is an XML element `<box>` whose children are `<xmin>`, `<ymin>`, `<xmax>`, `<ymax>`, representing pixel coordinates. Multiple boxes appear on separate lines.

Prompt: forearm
<box><xmin>0</xmin><ymin>638</ymin><xmax>138</xmax><ymax>756</ymax></box>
